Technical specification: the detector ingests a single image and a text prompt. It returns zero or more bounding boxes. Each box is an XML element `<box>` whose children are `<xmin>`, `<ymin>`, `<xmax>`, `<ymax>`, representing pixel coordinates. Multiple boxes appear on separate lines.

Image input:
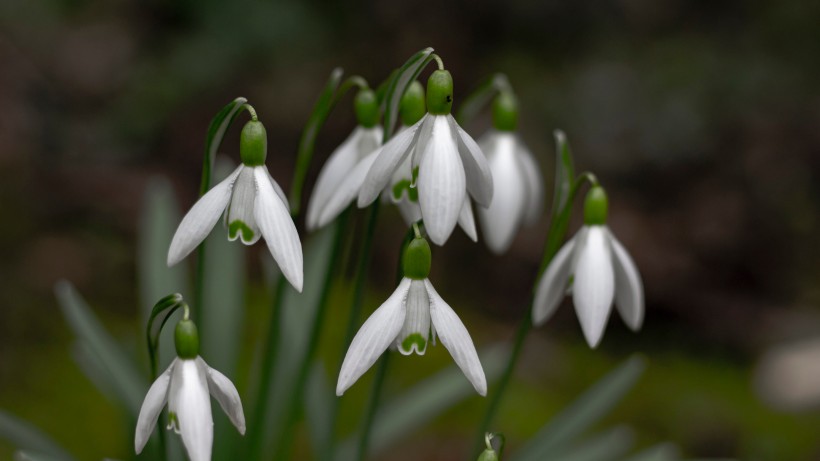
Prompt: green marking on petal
<box><xmin>401</xmin><ymin>333</ymin><xmax>428</xmax><ymax>354</ymax></box>
<box><xmin>393</xmin><ymin>179</ymin><xmax>411</xmax><ymax>201</ymax></box>
<box><xmin>229</xmin><ymin>220</ymin><xmax>255</xmax><ymax>242</ymax></box>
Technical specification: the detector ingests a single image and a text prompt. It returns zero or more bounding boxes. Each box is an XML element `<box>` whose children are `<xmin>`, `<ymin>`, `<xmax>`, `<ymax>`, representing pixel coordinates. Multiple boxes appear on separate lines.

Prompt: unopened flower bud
<box><xmin>426</xmin><ymin>70</ymin><xmax>454</xmax><ymax>115</ymax></box>
<box><xmin>402</xmin><ymin>236</ymin><xmax>432</xmax><ymax>280</ymax></box>
<box><xmin>174</xmin><ymin>318</ymin><xmax>200</xmax><ymax>359</ymax></box>
<box><xmin>239</xmin><ymin>120</ymin><xmax>267</xmax><ymax>166</ymax></box>
<box><xmin>583</xmin><ymin>185</ymin><xmax>608</xmax><ymax>225</ymax></box>
<box><xmin>354</xmin><ymin>88</ymin><xmax>380</xmax><ymax>128</ymax></box>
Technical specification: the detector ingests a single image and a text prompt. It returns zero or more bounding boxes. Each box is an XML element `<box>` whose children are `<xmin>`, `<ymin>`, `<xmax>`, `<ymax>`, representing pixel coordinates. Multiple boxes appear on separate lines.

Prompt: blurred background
<box><xmin>1</xmin><ymin>0</ymin><xmax>819</xmax><ymax>459</ymax></box>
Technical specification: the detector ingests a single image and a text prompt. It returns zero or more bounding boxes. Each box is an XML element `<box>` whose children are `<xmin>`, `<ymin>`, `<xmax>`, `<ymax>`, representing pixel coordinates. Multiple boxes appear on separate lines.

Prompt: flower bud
<box><xmin>583</xmin><ymin>185</ymin><xmax>608</xmax><ymax>225</ymax></box>
<box><xmin>426</xmin><ymin>70</ymin><xmax>454</xmax><ymax>115</ymax></box>
<box><xmin>354</xmin><ymin>88</ymin><xmax>380</xmax><ymax>128</ymax></box>
<box><xmin>174</xmin><ymin>318</ymin><xmax>200</xmax><ymax>359</ymax></box>
<box><xmin>492</xmin><ymin>92</ymin><xmax>518</xmax><ymax>131</ymax></box>
<box><xmin>240</xmin><ymin>120</ymin><xmax>267</xmax><ymax>166</ymax></box>
<box><xmin>402</xmin><ymin>236</ymin><xmax>431</xmax><ymax>280</ymax></box>
<box><xmin>400</xmin><ymin>81</ymin><xmax>426</xmax><ymax>126</ymax></box>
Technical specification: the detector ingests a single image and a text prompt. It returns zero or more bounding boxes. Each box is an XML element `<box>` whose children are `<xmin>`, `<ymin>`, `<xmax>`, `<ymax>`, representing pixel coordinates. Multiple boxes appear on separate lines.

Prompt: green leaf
<box><xmin>290</xmin><ymin>68</ymin><xmax>345</xmax><ymax>214</ymax></box>
<box><xmin>551</xmin><ymin>129</ymin><xmax>575</xmax><ymax>217</ymax></box>
<box><xmin>622</xmin><ymin>443</ymin><xmax>680</xmax><ymax>461</ymax></box>
<box><xmin>201</xmin><ymin>97</ymin><xmax>249</xmax><ymax>193</ymax></box>
<box><xmin>0</xmin><ymin>411</ymin><xmax>73</xmax><ymax>461</ymax></box>
<box><xmin>13</xmin><ymin>452</ymin><xmax>69</xmax><ymax>461</ymax></box>
<box><xmin>54</xmin><ymin>281</ymin><xmax>147</xmax><ymax>418</ymax></box>
<box><xmin>455</xmin><ymin>73</ymin><xmax>511</xmax><ymax>126</ymax></box>
<box><xmin>546</xmin><ymin>426</ymin><xmax>635</xmax><ymax>461</ymax></box>
<box><xmin>336</xmin><ymin>344</ymin><xmax>511</xmax><ymax>460</ymax></box>
<box><xmin>382</xmin><ymin>47</ymin><xmax>435</xmax><ymax>141</ymax></box>
<box><xmin>305</xmin><ymin>362</ymin><xmax>334</xmax><ymax>455</ymax></box>
<box><xmin>512</xmin><ymin>355</ymin><xmax>646</xmax><ymax>461</ymax></box>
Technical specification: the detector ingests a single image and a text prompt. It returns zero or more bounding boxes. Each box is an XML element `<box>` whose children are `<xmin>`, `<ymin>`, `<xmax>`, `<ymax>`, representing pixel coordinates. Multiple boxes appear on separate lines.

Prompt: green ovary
<box><xmin>229</xmin><ymin>220</ymin><xmax>255</xmax><ymax>243</ymax></box>
<box><xmin>400</xmin><ymin>333</ymin><xmax>428</xmax><ymax>354</ymax></box>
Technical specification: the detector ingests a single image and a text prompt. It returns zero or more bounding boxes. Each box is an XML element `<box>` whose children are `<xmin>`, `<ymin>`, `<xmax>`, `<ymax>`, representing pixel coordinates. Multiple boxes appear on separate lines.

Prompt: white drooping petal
<box><xmin>254</xmin><ymin>167</ymin><xmax>304</xmax><ymax>292</ymax></box>
<box><xmin>168</xmin><ymin>165</ymin><xmax>243</xmax><ymax>266</ymax></box>
<box><xmin>135</xmin><ymin>360</ymin><xmax>175</xmax><ymax>454</ymax></box>
<box><xmin>411</xmin><ymin>115</ymin><xmax>435</xmax><ymax>169</ymax></box>
<box><xmin>515</xmin><ymin>140</ymin><xmax>544</xmax><ymax>225</ymax></box>
<box><xmin>358</xmin><ymin>116</ymin><xmax>426</xmax><ymax>207</ymax></box>
<box><xmin>397</xmin><ymin>280</ymin><xmax>431</xmax><ymax>355</ymax></box>
<box><xmin>425</xmin><ymin>280</ymin><xmax>487</xmax><ymax>396</ymax></box>
<box><xmin>449</xmin><ymin>115</ymin><xmax>493</xmax><ymax>207</ymax></box>
<box><xmin>267</xmin><ymin>169</ymin><xmax>290</xmax><ymax>212</ymax></box>
<box><xmin>418</xmin><ymin>115</ymin><xmax>466</xmax><ymax>245</ymax></box>
<box><xmin>226</xmin><ymin>166</ymin><xmax>261</xmax><ymax>245</ymax></box>
<box><xmin>458</xmin><ymin>199</ymin><xmax>478</xmax><ymax>242</ymax></box>
<box><xmin>168</xmin><ymin>359</ymin><xmax>213</xmax><ymax>461</ymax></box>
<box><xmin>337</xmin><ymin>278</ymin><xmax>411</xmax><ymax>396</ymax></box>
<box><xmin>307</xmin><ymin>126</ymin><xmax>381</xmax><ymax>229</ymax></box>
<box><xmin>532</xmin><ymin>235</ymin><xmax>578</xmax><ymax>326</ymax></box>
<box><xmin>316</xmin><ymin>150</ymin><xmax>380</xmax><ymax>228</ymax></box>
<box><xmin>199</xmin><ymin>358</ymin><xmax>246</xmax><ymax>435</ymax></box>
<box><xmin>395</xmin><ymin>197</ymin><xmax>422</xmax><ymax>225</ymax></box>
<box><xmin>572</xmin><ymin>226</ymin><xmax>615</xmax><ymax>348</ymax></box>
<box><xmin>477</xmin><ymin>132</ymin><xmax>528</xmax><ymax>253</ymax></box>
<box><xmin>608</xmin><ymin>228</ymin><xmax>644</xmax><ymax>331</ymax></box>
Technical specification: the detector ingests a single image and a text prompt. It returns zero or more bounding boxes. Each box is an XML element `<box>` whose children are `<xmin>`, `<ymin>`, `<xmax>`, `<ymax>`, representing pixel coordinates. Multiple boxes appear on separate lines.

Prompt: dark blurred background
<box><xmin>1</xmin><ymin>0</ymin><xmax>820</xmax><ymax>459</ymax></box>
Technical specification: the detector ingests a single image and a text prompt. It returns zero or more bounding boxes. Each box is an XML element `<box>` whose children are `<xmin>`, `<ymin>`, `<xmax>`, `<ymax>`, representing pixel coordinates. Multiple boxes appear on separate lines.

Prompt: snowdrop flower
<box><xmin>306</xmin><ymin>88</ymin><xmax>383</xmax><ymax>230</ymax></box>
<box><xmin>357</xmin><ymin>69</ymin><xmax>493</xmax><ymax>245</ymax></box>
<box><xmin>477</xmin><ymin>92</ymin><xmax>544</xmax><ymax>253</ymax></box>
<box><xmin>336</xmin><ymin>234</ymin><xmax>486</xmax><ymax>396</ymax></box>
<box><xmin>167</xmin><ymin>119</ymin><xmax>304</xmax><ymax>291</ymax></box>
<box><xmin>135</xmin><ymin>317</ymin><xmax>245</xmax><ymax>461</ymax></box>
<box><xmin>532</xmin><ymin>186</ymin><xmax>644</xmax><ymax>347</ymax></box>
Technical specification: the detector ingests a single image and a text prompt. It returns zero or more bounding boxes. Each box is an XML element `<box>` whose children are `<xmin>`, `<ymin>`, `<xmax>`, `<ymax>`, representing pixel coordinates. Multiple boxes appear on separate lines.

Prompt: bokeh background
<box><xmin>1</xmin><ymin>0</ymin><xmax>819</xmax><ymax>459</ymax></box>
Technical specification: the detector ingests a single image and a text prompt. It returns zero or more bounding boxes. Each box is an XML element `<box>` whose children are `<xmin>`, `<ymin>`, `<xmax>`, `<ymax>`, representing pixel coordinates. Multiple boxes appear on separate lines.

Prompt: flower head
<box><xmin>532</xmin><ymin>186</ymin><xmax>644</xmax><ymax>347</ymax></box>
<box><xmin>135</xmin><ymin>318</ymin><xmax>245</xmax><ymax>461</ymax></box>
<box><xmin>167</xmin><ymin>120</ymin><xmax>303</xmax><ymax>291</ymax></box>
<box><xmin>336</xmin><ymin>236</ymin><xmax>487</xmax><ymax>396</ymax></box>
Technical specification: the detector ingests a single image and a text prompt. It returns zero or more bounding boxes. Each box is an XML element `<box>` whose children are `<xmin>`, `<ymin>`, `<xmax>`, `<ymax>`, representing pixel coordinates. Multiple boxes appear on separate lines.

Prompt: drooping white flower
<box><xmin>167</xmin><ymin>120</ymin><xmax>303</xmax><ymax>292</ymax></box>
<box><xmin>532</xmin><ymin>186</ymin><xmax>644</xmax><ymax>348</ymax></box>
<box><xmin>336</xmin><ymin>236</ymin><xmax>486</xmax><ymax>396</ymax></box>
<box><xmin>357</xmin><ymin>70</ymin><xmax>493</xmax><ymax>245</ymax></box>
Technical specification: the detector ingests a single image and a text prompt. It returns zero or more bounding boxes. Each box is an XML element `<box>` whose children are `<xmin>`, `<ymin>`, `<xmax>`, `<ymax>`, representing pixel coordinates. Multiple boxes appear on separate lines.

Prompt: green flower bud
<box><xmin>400</xmin><ymin>81</ymin><xmax>426</xmax><ymax>126</ymax></box>
<box><xmin>402</xmin><ymin>237</ymin><xmax>432</xmax><ymax>280</ymax></box>
<box><xmin>492</xmin><ymin>92</ymin><xmax>518</xmax><ymax>131</ymax></box>
<box><xmin>426</xmin><ymin>70</ymin><xmax>454</xmax><ymax>115</ymax></box>
<box><xmin>583</xmin><ymin>186</ymin><xmax>609</xmax><ymax>225</ymax></box>
<box><xmin>354</xmin><ymin>88</ymin><xmax>380</xmax><ymax>128</ymax></box>
<box><xmin>174</xmin><ymin>318</ymin><xmax>200</xmax><ymax>359</ymax></box>
<box><xmin>477</xmin><ymin>449</ymin><xmax>499</xmax><ymax>461</ymax></box>
<box><xmin>240</xmin><ymin>120</ymin><xmax>267</xmax><ymax>166</ymax></box>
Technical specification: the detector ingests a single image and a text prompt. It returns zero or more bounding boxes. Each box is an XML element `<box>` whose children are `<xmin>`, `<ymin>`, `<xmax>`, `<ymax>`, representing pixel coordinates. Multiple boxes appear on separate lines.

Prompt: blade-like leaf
<box><xmin>14</xmin><ymin>452</ymin><xmax>69</xmax><ymax>461</ymax></box>
<box><xmin>54</xmin><ymin>281</ymin><xmax>147</xmax><ymax>417</ymax></box>
<box><xmin>544</xmin><ymin>426</ymin><xmax>635</xmax><ymax>461</ymax></box>
<box><xmin>305</xmin><ymin>362</ymin><xmax>334</xmax><ymax>455</ymax></box>
<box><xmin>622</xmin><ymin>443</ymin><xmax>680</xmax><ymax>461</ymax></box>
<box><xmin>551</xmin><ymin>129</ymin><xmax>575</xmax><ymax>217</ymax></box>
<box><xmin>512</xmin><ymin>355</ymin><xmax>646</xmax><ymax>461</ymax></box>
<box><xmin>382</xmin><ymin>47</ymin><xmax>435</xmax><ymax>141</ymax></box>
<box><xmin>202</xmin><ymin>96</ymin><xmax>248</xmax><ymax>192</ymax></box>
<box><xmin>455</xmin><ymin>73</ymin><xmax>512</xmax><ymax>126</ymax></box>
<box><xmin>0</xmin><ymin>411</ymin><xmax>73</xmax><ymax>461</ymax></box>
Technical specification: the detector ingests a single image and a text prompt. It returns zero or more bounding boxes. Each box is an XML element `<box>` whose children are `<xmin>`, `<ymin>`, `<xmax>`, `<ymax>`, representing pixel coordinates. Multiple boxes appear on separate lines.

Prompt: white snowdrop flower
<box><xmin>336</xmin><ymin>236</ymin><xmax>487</xmax><ymax>396</ymax></box>
<box><xmin>306</xmin><ymin>88</ymin><xmax>383</xmax><ymax>230</ymax></box>
<box><xmin>476</xmin><ymin>92</ymin><xmax>544</xmax><ymax>253</ymax></box>
<box><xmin>135</xmin><ymin>318</ymin><xmax>245</xmax><ymax>461</ymax></box>
<box><xmin>532</xmin><ymin>186</ymin><xmax>644</xmax><ymax>348</ymax></box>
<box><xmin>357</xmin><ymin>70</ymin><xmax>493</xmax><ymax>245</ymax></box>
<box><xmin>167</xmin><ymin>119</ymin><xmax>304</xmax><ymax>292</ymax></box>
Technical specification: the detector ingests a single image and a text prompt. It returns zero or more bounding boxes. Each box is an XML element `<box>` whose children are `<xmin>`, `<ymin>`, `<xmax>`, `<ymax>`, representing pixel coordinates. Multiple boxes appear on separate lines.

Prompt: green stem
<box><xmin>356</xmin><ymin>352</ymin><xmax>390</xmax><ymax>461</ymax></box>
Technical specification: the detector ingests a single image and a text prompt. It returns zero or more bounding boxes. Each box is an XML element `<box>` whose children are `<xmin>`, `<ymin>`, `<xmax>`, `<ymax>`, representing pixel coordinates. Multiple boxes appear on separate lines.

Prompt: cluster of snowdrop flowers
<box><xmin>337</xmin><ymin>232</ymin><xmax>487</xmax><ymax>396</ymax></box>
<box><xmin>533</xmin><ymin>186</ymin><xmax>644</xmax><ymax>347</ymax></box>
<box><xmin>136</xmin><ymin>309</ymin><xmax>245</xmax><ymax>461</ymax></box>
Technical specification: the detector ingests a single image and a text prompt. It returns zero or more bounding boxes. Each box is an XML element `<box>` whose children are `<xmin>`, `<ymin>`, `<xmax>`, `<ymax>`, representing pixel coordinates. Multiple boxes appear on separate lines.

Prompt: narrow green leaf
<box><xmin>382</xmin><ymin>47</ymin><xmax>435</xmax><ymax>141</ymax></box>
<box><xmin>14</xmin><ymin>452</ymin><xmax>69</xmax><ymax>461</ymax></box>
<box><xmin>512</xmin><ymin>355</ymin><xmax>646</xmax><ymax>461</ymax></box>
<box><xmin>305</xmin><ymin>362</ymin><xmax>334</xmax><ymax>455</ymax></box>
<box><xmin>0</xmin><ymin>411</ymin><xmax>73</xmax><ymax>461</ymax></box>
<box><xmin>551</xmin><ymin>129</ymin><xmax>575</xmax><ymax>217</ymax></box>
<box><xmin>54</xmin><ymin>281</ymin><xmax>147</xmax><ymax>417</ymax></box>
<box><xmin>201</xmin><ymin>97</ymin><xmax>248</xmax><ymax>193</ymax></box>
<box><xmin>455</xmin><ymin>73</ymin><xmax>512</xmax><ymax>126</ymax></box>
<box><xmin>622</xmin><ymin>443</ymin><xmax>680</xmax><ymax>461</ymax></box>
<box><xmin>290</xmin><ymin>68</ymin><xmax>345</xmax><ymax>214</ymax></box>
<box><xmin>544</xmin><ymin>426</ymin><xmax>635</xmax><ymax>461</ymax></box>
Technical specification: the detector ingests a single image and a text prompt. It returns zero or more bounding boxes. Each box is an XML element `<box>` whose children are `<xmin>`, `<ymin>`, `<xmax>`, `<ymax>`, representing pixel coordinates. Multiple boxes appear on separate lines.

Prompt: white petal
<box><xmin>397</xmin><ymin>280</ymin><xmax>432</xmax><ymax>355</ymax></box>
<box><xmin>608</xmin><ymin>228</ymin><xmax>644</xmax><ymax>331</ymax></box>
<box><xmin>449</xmin><ymin>115</ymin><xmax>493</xmax><ymax>207</ymax></box>
<box><xmin>170</xmin><ymin>359</ymin><xmax>213</xmax><ymax>461</ymax></box>
<box><xmin>254</xmin><ymin>167</ymin><xmax>304</xmax><ymax>292</ymax></box>
<box><xmin>316</xmin><ymin>150</ymin><xmax>379</xmax><ymax>228</ymax></box>
<box><xmin>358</xmin><ymin>116</ymin><xmax>426</xmax><ymax>207</ymax></box>
<box><xmin>417</xmin><ymin>116</ymin><xmax>466</xmax><ymax>245</ymax></box>
<box><xmin>167</xmin><ymin>165</ymin><xmax>243</xmax><ymax>266</ymax></box>
<box><xmin>457</xmin><ymin>199</ymin><xmax>478</xmax><ymax>242</ymax></box>
<box><xmin>226</xmin><ymin>166</ymin><xmax>261</xmax><ymax>245</ymax></box>
<box><xmin>135</xmin><ymin>360</ymin><xmax>175</xmax><ymax>453</ymax></box>
<box><xmin>476</xmin><ymin>132</ymin><xmax>528</xmax><ymax>253</ymax></box>
<box><xmin>307</xmin><ymin>127</ymin><xmax>372</xmax><ymax>229</ymax></box>
<box><xmin>267</xmin><ymin>169</ymin><xmax>290</xmax><ymax>212</ymax></box>
<box><xmin>395</xmin><ymin>197</ymin><xmax>422</xmax><ymax>226</ymax></box>
<box><xmin>572</xmin><ymin>226</ymin><xmax>615</xmax><ymax>348</ymax></box>
<box><xmin>411</xmin><ymin>115</ymin><xmax>435</xmax><ymax>169</ymax></box>
<box><xmin>198</xmin><ymin>358</ymin><xmax>246</xmax><ymax>435</ymax></box>
<box><xmin>425</xmin><ymin>280</ymin><xmax>487</xmax><ymax>396</ymax></box>
<box><xmin>532</xmin><ymin>235</ymin><xmax>578</xmax><ymax>326</ymax></box>
<box><xmin>515</xmin><ymin>139</ymin><xmax>544</xmax><ymax>225</ymax></box>
<box><xmin>337</xmin><ymin>278</ymin><xmax>411</xmax><ymax>395</ymax></box>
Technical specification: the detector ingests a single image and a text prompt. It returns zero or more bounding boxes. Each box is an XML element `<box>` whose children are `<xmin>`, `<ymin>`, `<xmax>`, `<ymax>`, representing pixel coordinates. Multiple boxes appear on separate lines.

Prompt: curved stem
<box><xmin>432</xmin><ymin>53</ymin><xmax>445</xmax><ymax>71</ymax></box>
